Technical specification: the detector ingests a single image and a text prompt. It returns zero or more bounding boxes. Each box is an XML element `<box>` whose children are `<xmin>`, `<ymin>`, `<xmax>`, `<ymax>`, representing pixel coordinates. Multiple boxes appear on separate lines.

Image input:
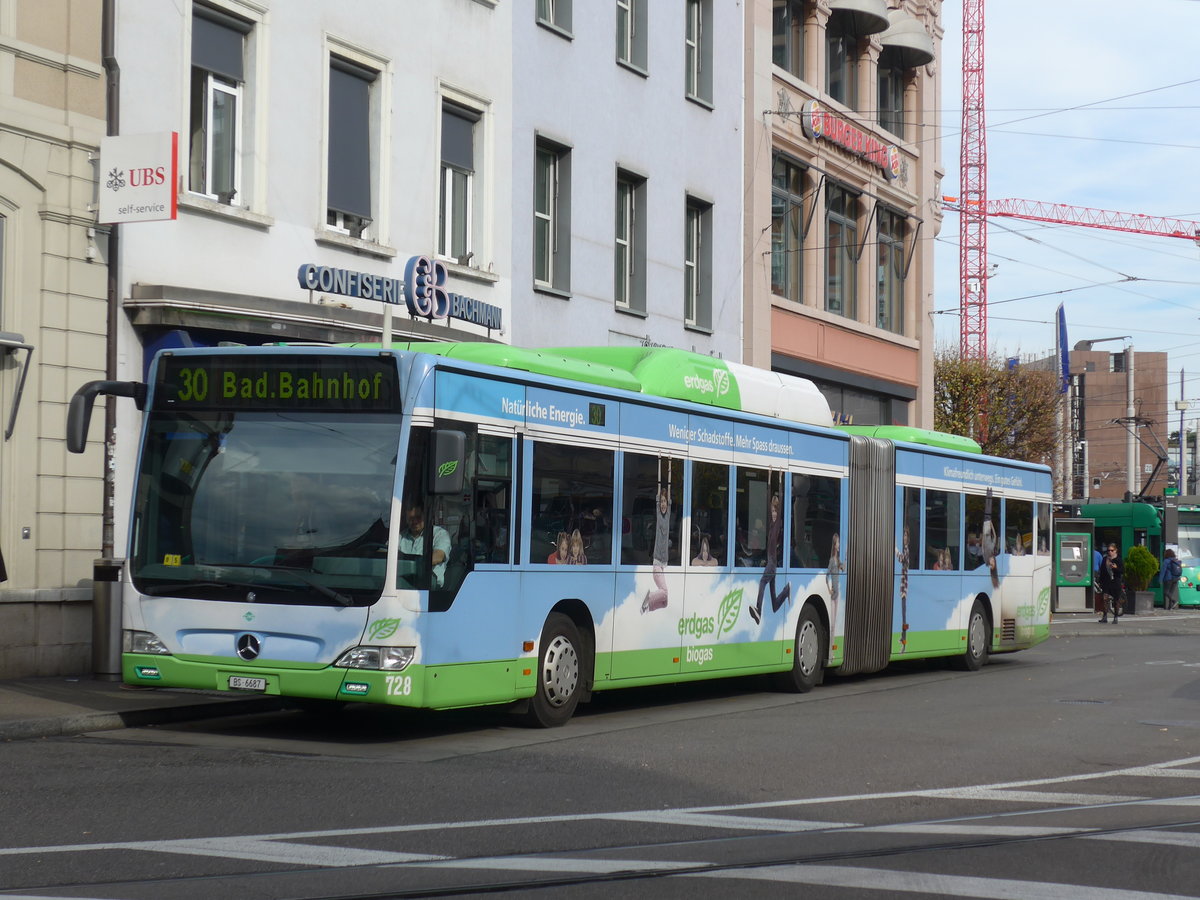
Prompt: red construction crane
<box><xmin>958</xmin><ymin>0</ymin><xmax>988</xmax><ymax>359</ymax></box>
<box><xmin>985</xmin><ymin>199</ymin><xmax>1200</xmax><ymax>242</ymax></box>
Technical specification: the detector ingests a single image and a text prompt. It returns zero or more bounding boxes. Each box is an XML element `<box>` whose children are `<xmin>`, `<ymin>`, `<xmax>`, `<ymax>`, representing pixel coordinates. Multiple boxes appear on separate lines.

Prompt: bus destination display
<box><xmin>155</xmin><ymin>354</ymin><xmax>400</xmax><ymax>412</ymax></box>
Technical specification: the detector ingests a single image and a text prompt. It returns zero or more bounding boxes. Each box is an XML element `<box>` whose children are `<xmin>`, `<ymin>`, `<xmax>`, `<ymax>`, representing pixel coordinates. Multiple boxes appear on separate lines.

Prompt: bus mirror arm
<box><xmin>67</xmin><ymin>380</ymin><xmax>147</xmax><ymax>454</ymax></box>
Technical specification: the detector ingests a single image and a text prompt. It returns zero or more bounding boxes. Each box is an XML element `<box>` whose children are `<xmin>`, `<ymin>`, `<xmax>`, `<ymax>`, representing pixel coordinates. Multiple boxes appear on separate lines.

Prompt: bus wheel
<box><xmin>523</xmin><ymin>613</ymin><xmax>584</xmax><ymax>728</ymax></box>
<box><xmin>774</xmin><ymin>604</ymin><xmax>826</xmax><ymax>693</ymax></box>
<box><xmin>953</xmin><ymin>600</ymin><xmax>990</xmax><ymax>672</ymax></box>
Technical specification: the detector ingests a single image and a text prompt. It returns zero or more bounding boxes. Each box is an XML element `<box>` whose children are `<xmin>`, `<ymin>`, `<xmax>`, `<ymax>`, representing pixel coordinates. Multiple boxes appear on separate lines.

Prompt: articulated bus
<box><xmin>68</xmin><ymin>344</ymin><xmax>1053</xmax><ymax>726</ymax></box>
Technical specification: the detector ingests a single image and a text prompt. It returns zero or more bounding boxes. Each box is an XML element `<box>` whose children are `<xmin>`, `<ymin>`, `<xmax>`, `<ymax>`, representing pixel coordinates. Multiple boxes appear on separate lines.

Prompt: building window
<box><xmin>615</xmin><ymin>169</ymin><xmax>646</xmax><ymax>312</ymax></box>
<box><xmin>534</xmin><ymin>139</ymin><xmax>571</xmax><ymax>292</ymax></box>
<box><xmin>326</xmin><ymin>55</ymin><xmax>379</xmax><ymax>239</ymax></box>
<box><xmin>685</xmin><ymin>0</ymin><xmax>712</xmax><ymax>104</ymax></box>
<box><xmin>537</xmin><ymin>0</ymin><xmax>572</xmax><ymax>34</ymax></box>
<box><xmin>825</xmin><ymin>183</ymin><xmax>858</xmax><ymax>318</ymax></box>
<box><xmin>189</xmin><ymin>5</ymin><xmax>251</xmax><ymax>204</ymax></box>
<box><xmin>877</xmin><ymin>208</ymin><xmax>905</xmax><ymax>333</ymax></box>
<box><xmin>826</xmin><ymin>16</ymin><xmax>858</xmax><ymax>108</ymax></box>
<box><xmin>772</xmin><ymin>0</ymin><xmax>806</xmax><ymax>79</ymax></box>
<box><xmin>616</xmin><ymin>0</ymin><xmax>647</xmax><ymax>70</ymax></box>
<box><xmin>685</xmin><ymin>197</ymin><xmax>712</xmax><ymax>329</ymax></box>
<box><xmin>878</xmin><ymin>48</ymin><xmax>906</xmax><ymax>137</ymax></box>
<box><xmin>771</xmin><ymin>154</ymin><xmax>805</xmax><ymax>303</ymax></box>
<box><xmin>440</xmin><ymin>101</ymin><xmax>480</xmax><ymax>264</ymax></box>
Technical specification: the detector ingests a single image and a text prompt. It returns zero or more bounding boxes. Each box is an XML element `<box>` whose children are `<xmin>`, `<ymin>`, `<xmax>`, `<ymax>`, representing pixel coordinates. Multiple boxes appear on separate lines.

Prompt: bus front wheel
<box><xmin>774</xmin><ymin>604</ymin><xmax>826</xmax><ymax>693</ymax></box>
<box><xmin>523</xmin><ymin>613</ymin><xmax>584</xmax><ymax>727</ymax></box>
<box><xmin>953</xmin><ymin>600</ymin><xmax>991</xmax><ymax>672</ymax></box>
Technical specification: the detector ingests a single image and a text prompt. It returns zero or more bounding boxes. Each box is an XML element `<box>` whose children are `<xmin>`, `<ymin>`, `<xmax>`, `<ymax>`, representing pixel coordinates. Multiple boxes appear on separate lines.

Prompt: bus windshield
<box><xmin>1177</xmin><ymin>517</ymin><xmax>1200</xmax><ymax>564</ymax></box>
<box><xmin>130</xmin><ymin>410</ymin><xmax>402</xmax><ymax>606</ymax></box>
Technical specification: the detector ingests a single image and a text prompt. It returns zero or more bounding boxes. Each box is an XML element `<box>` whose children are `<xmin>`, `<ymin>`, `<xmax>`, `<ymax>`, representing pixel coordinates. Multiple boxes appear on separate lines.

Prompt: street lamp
<box><xmin>1074</xmin><ymin>336</ymin><xmax>1134</xmax><ymax>500</ymax></box>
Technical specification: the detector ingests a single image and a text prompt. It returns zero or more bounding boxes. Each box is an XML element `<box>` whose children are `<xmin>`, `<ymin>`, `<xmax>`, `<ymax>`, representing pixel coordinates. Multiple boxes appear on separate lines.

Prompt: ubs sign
<box><xmin>297</xmin><ymin>255</ymin><xmax>503</xmax><ymax>331</ymax></box>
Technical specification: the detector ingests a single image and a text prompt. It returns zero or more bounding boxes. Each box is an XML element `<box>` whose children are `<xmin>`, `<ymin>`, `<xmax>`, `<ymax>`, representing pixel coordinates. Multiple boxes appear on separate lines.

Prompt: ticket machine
<box><xmin>1054</xmin><ymin>519</ymin><xmax>1094</xmax><ymax>611</ymax></box>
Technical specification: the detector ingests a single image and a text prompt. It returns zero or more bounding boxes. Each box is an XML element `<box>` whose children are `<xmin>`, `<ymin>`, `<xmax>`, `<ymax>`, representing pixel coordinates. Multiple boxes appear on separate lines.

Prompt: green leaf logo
<box><xmin>716</xmin><ymin>588</ymin><xmax>744</xmax><ymax>636</ymax></box>
<box><xmin>712</xmin><ymin>369</ymin><xmax>730</xmax><ymax>397</ymax></box>
<box><xmin>437</xmin><ymin>459</ymin><xmax>458</xmax><ymax>478</ymax></box>
<box><xmin>369</xmin><ymin>618</ymin><xmax>401</xmax><ymax>640</ymax></box>
<box><xmin>1037</xmin><ymin>587</ymin><xmax>1050</xmax><ymax>617</ymax></box>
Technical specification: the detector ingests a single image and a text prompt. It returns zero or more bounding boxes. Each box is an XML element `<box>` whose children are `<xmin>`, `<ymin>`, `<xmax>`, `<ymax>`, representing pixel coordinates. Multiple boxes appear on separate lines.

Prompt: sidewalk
<box><xmin>0</xmin><ymin>676</ymin><xmax>284</xmax><ymax>742</ymax></box>
<box><xmin>1</xmin><ymin>609</ymin><xmax>1196</xmax><ymax>743</ymax></box>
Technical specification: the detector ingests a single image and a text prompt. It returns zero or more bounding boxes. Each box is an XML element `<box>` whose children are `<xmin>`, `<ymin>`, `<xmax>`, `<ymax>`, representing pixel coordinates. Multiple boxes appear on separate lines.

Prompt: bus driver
<box><xmin>399</xmin><ymin>504</ymin><xmax>451</xmax><ymax>588</ymax></box>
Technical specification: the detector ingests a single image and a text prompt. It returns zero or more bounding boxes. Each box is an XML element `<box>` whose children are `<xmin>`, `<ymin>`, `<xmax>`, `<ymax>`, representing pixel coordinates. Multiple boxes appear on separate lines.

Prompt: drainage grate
<box><xmin>1056</xmin><ymin>699</ymin><xmax>1110</xmax><ymax>705</ymax></box>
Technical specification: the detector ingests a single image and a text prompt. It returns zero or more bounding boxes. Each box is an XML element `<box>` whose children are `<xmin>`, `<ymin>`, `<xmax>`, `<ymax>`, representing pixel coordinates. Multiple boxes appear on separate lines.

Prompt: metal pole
<box><xmin>1180</xmin><ymin>371</ymin><xmax>1188</xmax><ymax>498</ymax></box>
<box><xmin>1126</xmin><ymin>345</ymin><xmax>1136</xmax><ymax>499</ymax></box>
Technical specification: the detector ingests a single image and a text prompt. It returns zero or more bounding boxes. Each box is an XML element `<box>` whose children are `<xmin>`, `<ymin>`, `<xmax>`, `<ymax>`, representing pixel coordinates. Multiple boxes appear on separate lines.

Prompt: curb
<box><xmin>1</xmin><ymin>696</ymin><xmax>286</xmax><ymax>742</ymax></box>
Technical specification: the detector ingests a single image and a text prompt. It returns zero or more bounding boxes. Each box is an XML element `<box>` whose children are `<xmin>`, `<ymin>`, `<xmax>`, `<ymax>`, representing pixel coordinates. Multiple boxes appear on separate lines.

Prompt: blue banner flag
<box><xmin>1055</xmin><ymin>304</ymin><xmax>1069</xmax><ymax>393</ymax></box>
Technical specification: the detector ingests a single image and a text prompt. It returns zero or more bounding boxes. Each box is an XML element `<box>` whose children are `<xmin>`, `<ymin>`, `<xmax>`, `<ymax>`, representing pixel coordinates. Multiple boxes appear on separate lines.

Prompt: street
<box><xmin>2</xmin><ymin>626</ymin><xmax>1199</xmax><ymax>899</ymax></box>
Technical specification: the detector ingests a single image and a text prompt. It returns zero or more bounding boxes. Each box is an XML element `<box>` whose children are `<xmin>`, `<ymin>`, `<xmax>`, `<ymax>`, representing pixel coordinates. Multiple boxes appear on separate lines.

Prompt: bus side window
<box><xmin>691</xmin><ymin>461</ymin><xmax>729</xmax><ymax>566</ymax></box>
<box><xmin>529</xmin><ymin>441</ymin><xmax>614</xmax><ymax>565</ymax></box>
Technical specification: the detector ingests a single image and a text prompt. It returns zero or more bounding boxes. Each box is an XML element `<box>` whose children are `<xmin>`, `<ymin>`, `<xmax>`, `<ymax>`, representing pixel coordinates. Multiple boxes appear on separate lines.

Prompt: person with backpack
<box><xmin>1162</xmin><ymin>547</ymin><xmax>1182</xmax><ymax>610</ymax></box>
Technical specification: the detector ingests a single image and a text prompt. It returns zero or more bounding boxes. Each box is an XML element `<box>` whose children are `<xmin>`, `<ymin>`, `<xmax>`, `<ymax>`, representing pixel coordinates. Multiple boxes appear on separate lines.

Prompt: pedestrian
<box><xmin>1096</xmin><ymin>542</ymin><xmax>1124</xmax><ymax>624</ymax></box>
<box><xmin>1162</xmin><ymin>548</ymin><xmax>1182</xmax><ymax>610</ymax></box>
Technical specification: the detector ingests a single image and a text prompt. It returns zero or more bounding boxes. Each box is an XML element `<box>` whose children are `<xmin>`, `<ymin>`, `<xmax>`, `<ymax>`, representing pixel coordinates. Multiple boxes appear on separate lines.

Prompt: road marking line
<box><xmin>854</xmin><ymin>824</ymin><xmax>1095</xmax><ymax>837</ymax></box>
<box><xmin>689</xmin><ymin>863</ymin><xmax>1200</xmax><ymax>899</ymax></box>
<box><xmin>920</xmin><ymin>789</ymin><xmax>1144</xmax><ymax>805</ymax></box>
<box><xmin>124</xmin><ymin>838</ymin><xmax>441</xmax><ymax>866</ymax></box>
<box><xmin>601</xmin><ymin>811</ymin><xmax>857</xmax><ymax>832</ymax></box>
<box><xmin>415</xmin><ymin>856</ymin><xmax>697</xmax><ymax>873</ymax></box>
<box><xmin>1088</xmin><ymin>830</ymin><xmax>1200</xmax><ymax>848</ymax></box>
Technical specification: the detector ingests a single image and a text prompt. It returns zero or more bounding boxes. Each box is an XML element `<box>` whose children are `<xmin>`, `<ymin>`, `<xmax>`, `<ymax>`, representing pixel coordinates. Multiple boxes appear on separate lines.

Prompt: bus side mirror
<box><xmin>66</xmin><ymin>380</ymin><xmax>147</xmax><ymax>453</ymax></box>
<box><xmin>429</xmin><ymin>429</ymin><xmax>466</xmax><ymax>495</ymax></box>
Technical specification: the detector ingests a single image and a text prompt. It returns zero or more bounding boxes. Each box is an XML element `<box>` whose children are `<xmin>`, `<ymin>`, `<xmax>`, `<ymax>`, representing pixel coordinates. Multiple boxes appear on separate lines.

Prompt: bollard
<box><xmin>92</xmin><ymin>558</ymin><xmax>124</xmax><ymax>681</ymax></box>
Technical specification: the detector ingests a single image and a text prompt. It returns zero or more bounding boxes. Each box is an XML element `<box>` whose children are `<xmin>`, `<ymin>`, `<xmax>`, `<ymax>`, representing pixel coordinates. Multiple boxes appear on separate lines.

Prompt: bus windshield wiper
<box><xmin>143</xmin><ymin>579</ymin><xmax>269</xmax><ymax>597</ymax></box>
<box><xmin>206</xmin><ymin>563</ymin><xmax>355</xmax><ymax>607</ymax></box>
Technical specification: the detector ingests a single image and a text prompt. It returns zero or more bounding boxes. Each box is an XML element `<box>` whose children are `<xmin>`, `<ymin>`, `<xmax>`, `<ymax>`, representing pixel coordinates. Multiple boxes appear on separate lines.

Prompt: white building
<box><xmin>511</xmin><ymin>1</ymin><xmax>743</xmax><ymax>358</ymax></box>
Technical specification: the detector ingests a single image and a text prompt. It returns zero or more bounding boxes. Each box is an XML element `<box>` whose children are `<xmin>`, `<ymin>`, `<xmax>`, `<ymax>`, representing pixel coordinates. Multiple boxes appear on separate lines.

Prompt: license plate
<box><xmin>228</xmin><ymin>675</ymin><xmax>267</xmax><ymax>692</ymax></box>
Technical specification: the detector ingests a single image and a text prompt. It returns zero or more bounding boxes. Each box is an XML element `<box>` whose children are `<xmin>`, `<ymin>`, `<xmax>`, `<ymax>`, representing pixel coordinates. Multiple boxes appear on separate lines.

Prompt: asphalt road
<box><xmin>2</xmin><ymin>628</ymin><xmax>1199</xmax><ymax>899</ymax></box>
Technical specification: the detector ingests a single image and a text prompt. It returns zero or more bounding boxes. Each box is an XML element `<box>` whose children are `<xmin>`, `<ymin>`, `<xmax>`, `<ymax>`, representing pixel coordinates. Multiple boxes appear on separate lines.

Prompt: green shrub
<box><xmin>1124</xmin><ymin>545</ymin><xmax>1159</xmax><ymax>592</ymax></box>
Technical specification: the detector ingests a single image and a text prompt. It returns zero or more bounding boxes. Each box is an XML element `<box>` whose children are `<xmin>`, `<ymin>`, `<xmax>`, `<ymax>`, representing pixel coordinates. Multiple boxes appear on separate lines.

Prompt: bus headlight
<box><xmin>123</xmin><ymin>630</ymin><xmax>171</xmax><ymax>655</ymax></box>
<box><xmin>334</xmin><ymin>646</ymin><xmax>415</xmax><ymax>671</ymax></box>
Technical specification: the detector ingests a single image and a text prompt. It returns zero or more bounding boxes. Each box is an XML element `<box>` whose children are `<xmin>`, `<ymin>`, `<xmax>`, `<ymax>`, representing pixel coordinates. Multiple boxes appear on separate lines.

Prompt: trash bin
<box><xmin>92</xmin><ymin>558</ymin><xmax>124</xmax><ymax>681</ymax></box>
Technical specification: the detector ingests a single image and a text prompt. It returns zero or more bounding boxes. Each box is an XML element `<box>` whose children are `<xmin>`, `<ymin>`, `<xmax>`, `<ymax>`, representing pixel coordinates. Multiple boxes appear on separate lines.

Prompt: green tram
<box><xmin>1076</xmin><ymin>502</ymin><xmax>1167</xmax><ymax>608</ymax></box>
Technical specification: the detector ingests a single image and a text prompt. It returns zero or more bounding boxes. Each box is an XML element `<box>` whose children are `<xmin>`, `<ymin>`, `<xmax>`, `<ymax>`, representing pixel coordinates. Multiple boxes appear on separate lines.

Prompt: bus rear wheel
<box><xmin>952</xmin><ymin>600</ymin><xmax>990</xmax><ymax>671</ymax></box>
<box><xmin>774</xmin><ymin>604</ymin><xmax>826</xmax><ymax>693</ymax></box>
<box><xmin>523</xmin><ymin>613</ymin><xmax>584</xmax><ymax>728</ymax></box>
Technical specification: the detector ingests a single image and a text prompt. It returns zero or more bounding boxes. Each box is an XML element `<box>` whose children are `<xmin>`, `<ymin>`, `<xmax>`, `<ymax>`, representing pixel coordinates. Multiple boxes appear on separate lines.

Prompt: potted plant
<box><xmin>1124</xmin><ymin>545</ymin><xmax>1159</xmax><ymax>614</ymax></box>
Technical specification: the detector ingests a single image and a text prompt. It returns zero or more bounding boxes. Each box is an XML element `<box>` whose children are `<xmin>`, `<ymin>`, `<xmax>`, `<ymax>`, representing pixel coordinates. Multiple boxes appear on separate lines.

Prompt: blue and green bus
<box><xmin>68</xmin><ymin>344</ymin><xmax>1053</xmax><ymax>726</ymax></box>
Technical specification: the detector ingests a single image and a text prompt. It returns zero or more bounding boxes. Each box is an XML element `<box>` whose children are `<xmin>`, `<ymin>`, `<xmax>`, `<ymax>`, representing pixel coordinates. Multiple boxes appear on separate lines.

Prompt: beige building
<box><xmin>0</xmin><ymin>0</ymin><xmax>107</xmax><ymax>675</ymax></box>
<box><xmin>1069</xmin><ymin>348</ymin><xmax>1168</xmax><ymax>501</ymax></box>
<box><xmin>745</xmin><ymin>0</ymin><xmax>942</xmax><ymax>426</ymax></box>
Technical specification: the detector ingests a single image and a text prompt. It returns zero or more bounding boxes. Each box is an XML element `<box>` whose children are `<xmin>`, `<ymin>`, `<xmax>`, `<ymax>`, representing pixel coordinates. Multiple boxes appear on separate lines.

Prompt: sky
<box><xmin>934</xmin><ymin>0</ymin><xmax>1200</xmax><ymax>410</ymax></box>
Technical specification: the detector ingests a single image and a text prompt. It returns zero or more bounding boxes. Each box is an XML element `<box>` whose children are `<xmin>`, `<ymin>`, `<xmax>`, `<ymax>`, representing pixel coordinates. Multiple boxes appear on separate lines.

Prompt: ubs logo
<box><xmin>236</xmin><ymin>633</ymin><xmax>261</xmax><ymax>661</ymax></box>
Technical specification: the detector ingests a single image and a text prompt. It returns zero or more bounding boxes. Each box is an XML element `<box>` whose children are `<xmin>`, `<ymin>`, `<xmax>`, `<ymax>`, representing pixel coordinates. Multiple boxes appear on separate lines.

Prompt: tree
<box><xmin>934</xmin><ymin>349</ymin><xmax>1060</xmax><ymax>464</ymax></box>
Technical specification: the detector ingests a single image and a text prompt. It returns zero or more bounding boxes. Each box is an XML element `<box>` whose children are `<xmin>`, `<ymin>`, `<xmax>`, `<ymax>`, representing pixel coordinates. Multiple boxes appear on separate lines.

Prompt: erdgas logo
<box><xmin>677</xmin><ymin>589</ymin><xmax>744</xmax><ymax>639</ymax></box>
<box><xmin>683</xmin><ymin>368</ymin><xmax>732</xmax><ymax>397</ymax></box>
<box><xmin>678</xmin><ymin>613</ymin><xmax>716</xmax><ymax>638</ymax></box>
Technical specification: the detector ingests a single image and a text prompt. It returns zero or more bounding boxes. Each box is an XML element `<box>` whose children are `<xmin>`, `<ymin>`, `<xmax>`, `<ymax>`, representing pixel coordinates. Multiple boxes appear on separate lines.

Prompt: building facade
<box><xmin>746</xmin><ymin>0</ymin><xmax>942</xmax><ymax>426</ymax></box>
<box><xmin>0</xmin><ymin>0</ymin><xmax>107</xmax><ymax>676</ymax></box>
<box><xmin>511</xmin><ymin>1</ymin><xmax>744</xmax><ymax>358</ymax></box>
<box><xmin>1069</xmin><ymin>348</ymin><xmax>1168</xmax><ymax>502</ymax></box>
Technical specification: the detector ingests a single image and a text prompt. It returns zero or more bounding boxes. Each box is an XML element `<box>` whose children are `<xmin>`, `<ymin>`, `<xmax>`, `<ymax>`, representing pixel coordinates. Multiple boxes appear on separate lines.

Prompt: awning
<box><xmin>878</xmin><ymin>10</ymin><xmax>935</xmax><ymax>68</ymax></box>
<box><xmin>827</xmin><ymin>0</ymin><xmax>890</xmax><ymax>37</ymax></box>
